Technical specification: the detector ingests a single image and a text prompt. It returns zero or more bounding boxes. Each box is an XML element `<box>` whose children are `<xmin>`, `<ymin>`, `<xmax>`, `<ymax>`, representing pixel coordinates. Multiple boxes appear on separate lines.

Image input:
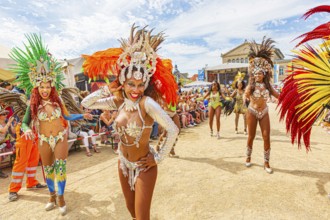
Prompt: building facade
<box><xmin>205</xmin><ymin>40</ymin><xmax>291</xmax><ymax>85</ymax></box>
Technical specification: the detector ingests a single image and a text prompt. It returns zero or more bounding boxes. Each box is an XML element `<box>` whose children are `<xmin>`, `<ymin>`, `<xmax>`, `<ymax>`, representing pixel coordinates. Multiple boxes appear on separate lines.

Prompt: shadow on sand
<box><xmin>176</xmin><ymin>156</ymin><xmax>330</xmax><ymax>196</ymax></box>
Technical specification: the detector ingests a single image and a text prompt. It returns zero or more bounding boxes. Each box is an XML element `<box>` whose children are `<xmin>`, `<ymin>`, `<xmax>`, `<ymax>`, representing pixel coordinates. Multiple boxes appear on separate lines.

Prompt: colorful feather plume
<box><xmin>81</xmin><ymin>24</ymin><xmax>178</xmax><ymax>106</ymax></box>
<box><xmin>82</xmin><ymin>48</ymin><xmax>123</xmax><ymax>82</ymax></box>
<box><xmin>278</xmin><ymin>42</ymin><xmax>330</xmax><ymax>150</ymax></box>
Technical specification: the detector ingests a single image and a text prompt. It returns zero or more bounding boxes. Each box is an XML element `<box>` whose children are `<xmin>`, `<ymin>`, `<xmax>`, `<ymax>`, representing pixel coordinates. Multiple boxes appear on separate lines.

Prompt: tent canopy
<box><xmin>183</xmin><ymin>81</ymin><xmax>212</xmax><ymax>88</ymax></box>
<box><xmin>0</xmin><ymin>68</ymin><xmax>15</xmax><ymax>82</ymax></box>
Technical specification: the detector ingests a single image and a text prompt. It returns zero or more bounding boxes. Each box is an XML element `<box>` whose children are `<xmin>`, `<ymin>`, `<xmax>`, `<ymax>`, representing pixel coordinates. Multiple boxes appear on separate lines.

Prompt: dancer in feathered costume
<box><xmin>8</xmin><ymin>34</ymin><xmax>92</xmax><ymax>215</ymax></box>
<box><xmin>81</xmin><ymin>25</ymin><xmax>179</xmax><ymax>219</ymax></box>
<box><xmin>244</xmin><ymin>37</ymin><xmax>280</xmax><ymax>174</ymax></box>
<box><xmin>230</xmin><ymin>72</ymin><xmax>247</xmax><ymax>134</ymax></box>
<box><xmin>278</xmin><ymin>5</ymin><xmax>330</xmax><ymax>151</ymax></box>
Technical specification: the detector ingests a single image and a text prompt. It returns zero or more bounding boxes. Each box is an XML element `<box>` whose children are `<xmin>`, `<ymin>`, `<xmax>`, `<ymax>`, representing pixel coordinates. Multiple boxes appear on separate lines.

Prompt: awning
<box><xmin>0</xmin><ymin>68</ymin><xmax>15</xmax><ymax>82</ymax></box>
<box><xmin>183</xmin><ymin>81</ymin><xmax>212</xmax><ymax>88</ymax></box>
<box><xmin>206</xmin><ymin>63</ymin><xmax>248</xmax><ymax>74</ymax></box>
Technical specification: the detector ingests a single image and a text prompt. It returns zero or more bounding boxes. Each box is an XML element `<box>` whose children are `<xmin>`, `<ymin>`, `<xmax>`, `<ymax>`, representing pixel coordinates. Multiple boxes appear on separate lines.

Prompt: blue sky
<box><xmin>0</xmin><ymin>0</ymin><xmax>329</xmax><ymax>76</ymax></box>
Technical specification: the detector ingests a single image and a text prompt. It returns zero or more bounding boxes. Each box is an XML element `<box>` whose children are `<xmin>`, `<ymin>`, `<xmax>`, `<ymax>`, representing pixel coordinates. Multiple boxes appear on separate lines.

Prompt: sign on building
<box><xmin>198</xmin><ymin>69</ymin><xmax>205</xmax><ymax>81</ymax></box>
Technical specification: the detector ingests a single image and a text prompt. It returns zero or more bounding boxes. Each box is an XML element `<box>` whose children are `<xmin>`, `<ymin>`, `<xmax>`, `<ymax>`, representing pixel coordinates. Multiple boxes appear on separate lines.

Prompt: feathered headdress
<box><xmin>82</xmin><ymin>24</ymin><xmax>178</xmax><ymax>105</ymax></box>
<box><xmin>278</xmin><ymin>5</ymin><xmax>330</xmax><ymax>150</ymax></box>
<box><xmin>9</xmin><ymin>33</ymin><xmax>64</xmax><ymax>96</ymax></box>
<box><xmin>248</xmin><ymin>36</ymin><xmax>275</xmax><ymax>77</ymax></box>
<box><xmin>231</xmin><ymin>71</ymin><xmax>246</xmax><ymax>88</ymax></box>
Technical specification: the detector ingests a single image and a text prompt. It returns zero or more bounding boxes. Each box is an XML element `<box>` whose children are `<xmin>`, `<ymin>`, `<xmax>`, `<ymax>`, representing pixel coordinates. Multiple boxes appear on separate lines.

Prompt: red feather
<box><xmin>295</xmin><ymin>22</ymin><xmax>330</xmax><ymax>47</ymax></box>
<box><xmin>150</xmin><ymin>58</ymin><xmax>178</xmax><ymax>105</ymax></box>
<box><xmin>302</xmin><ymin>5</ymin><xmax>330</xmax><ymax>20</ymax></box>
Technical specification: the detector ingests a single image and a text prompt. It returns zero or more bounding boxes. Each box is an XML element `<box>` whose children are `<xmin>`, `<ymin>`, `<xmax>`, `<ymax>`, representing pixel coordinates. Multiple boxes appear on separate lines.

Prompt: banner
<box><xmin>198</xmin><ymin>69</ymin><xmax>205</xmax><ymax>81</ymax></box>
<box><xmin>273</xmin><ymin>64</ymin><xmax>279</xmax><ymax>84</ymax></box>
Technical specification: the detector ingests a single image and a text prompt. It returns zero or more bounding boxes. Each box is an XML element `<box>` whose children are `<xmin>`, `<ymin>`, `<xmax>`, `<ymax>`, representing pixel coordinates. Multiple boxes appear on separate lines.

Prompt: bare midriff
<box><xmin>249</xmin><ymin>97</ymin><xmax>267</xmax><ymax>112</ymax></box>
<box><xmin>38</xmin><ymin>105</ymin><xmax>66</xmax><ymax>136</ymax></box>
<box><xmin>120</xmin><ymin>132</ymin><xmax>151</xmax><ymax>162</ymax></box>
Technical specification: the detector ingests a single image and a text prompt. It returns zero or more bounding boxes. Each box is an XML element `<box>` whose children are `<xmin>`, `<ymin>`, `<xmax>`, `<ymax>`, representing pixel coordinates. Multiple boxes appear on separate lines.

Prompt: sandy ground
<box><xmin>1</xmin><ymin>102</ymin><xmax>330</xmax><ymax>220</ymax></box>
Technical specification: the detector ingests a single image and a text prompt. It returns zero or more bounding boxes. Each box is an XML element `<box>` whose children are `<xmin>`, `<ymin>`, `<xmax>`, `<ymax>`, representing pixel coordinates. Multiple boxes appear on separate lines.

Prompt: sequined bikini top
<box><xmin>37</xmin><ymin>101</ymin><xmax>62</xmax><ymax>122</ymax></box>
<box><xmin>253</xmin><ymin>82</ymin><xmax>270</xmax><ymax>100</ymax></box>
<box><xmin>113</xmin><ymin>97</ymin><xmax>152</xmax><ymax>148</ymax></box>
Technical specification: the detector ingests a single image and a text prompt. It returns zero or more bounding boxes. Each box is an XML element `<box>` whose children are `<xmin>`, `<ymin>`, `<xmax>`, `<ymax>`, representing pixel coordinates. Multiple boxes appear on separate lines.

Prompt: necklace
<box><xmin>41</xmin><ymin>100</ymin><xmax>52</xmax><ymax>107</ymax></box>
<box><xmin>255</xmin><ymin>82</ymin><xmax>265</xmax><ymax>88</ymax></box>
<box><xmin>124</xmin><ymin>97</ymin><xmax>141</xmax><ymax>112</ymax></box>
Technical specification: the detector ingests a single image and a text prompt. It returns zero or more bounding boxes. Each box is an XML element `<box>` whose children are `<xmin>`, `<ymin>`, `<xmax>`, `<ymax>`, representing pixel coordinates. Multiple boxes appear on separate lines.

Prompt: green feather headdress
<box><xmin>9</xmin><ymin>33</ymin><xmax>64</xmax><ymax>95</ymax></box>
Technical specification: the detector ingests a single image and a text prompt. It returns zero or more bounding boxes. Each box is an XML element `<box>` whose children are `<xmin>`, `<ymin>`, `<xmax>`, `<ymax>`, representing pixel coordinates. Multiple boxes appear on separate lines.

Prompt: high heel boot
<box><xmin>264</xmin><ymin>148</ymin><xmax>273</xmax><ymax>174</ymax></box>
<box><xmin>245</xmin><ymin>147</ymin><xmax>252</xmax><ymax>167</ymax></box>
<box><xmin>45</xmin><ymin>193</ymin><xmax>57</xmax><ymax>211</ymax></box>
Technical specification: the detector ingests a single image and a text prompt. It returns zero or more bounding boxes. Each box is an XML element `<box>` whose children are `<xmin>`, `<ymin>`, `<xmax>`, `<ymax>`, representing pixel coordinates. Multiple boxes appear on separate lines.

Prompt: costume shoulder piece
<box><xmin>9</xmin><ymin>33</ymin><xmax>64</xmax><ymax>95</ymax></box>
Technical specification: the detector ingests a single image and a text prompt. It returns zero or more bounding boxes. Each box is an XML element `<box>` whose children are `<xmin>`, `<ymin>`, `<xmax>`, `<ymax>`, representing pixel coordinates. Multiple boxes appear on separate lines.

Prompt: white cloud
<box><xmin>0</xmin><ymin>0</ymin><xmax>329</xmax><ymax>76</ymax></box>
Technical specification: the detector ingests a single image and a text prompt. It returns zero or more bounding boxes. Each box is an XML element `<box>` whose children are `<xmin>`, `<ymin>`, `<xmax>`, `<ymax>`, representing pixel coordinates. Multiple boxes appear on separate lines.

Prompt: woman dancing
<box><xmin>231</xmin><ymin>80</ymin><xmax>247</xmax><ymax>134</ymax></box>
<box><xmin>204</xmin><ymin>81</ymin><xmax>226</xmax><ymax>139</ymax></box>
<box><xmin>81</xmin><ymin>25</ymin><xmax>179</xmax><ymax>220</ymax></box>
<box><xmin>244</xmin><ymin>37</ymin><xmax>279</xmax><ymax>174</ymax></box>
<box><xmin>9</xmin><ymin>34</ymin><xmax>92</xmax><ymax>215</ymax></box>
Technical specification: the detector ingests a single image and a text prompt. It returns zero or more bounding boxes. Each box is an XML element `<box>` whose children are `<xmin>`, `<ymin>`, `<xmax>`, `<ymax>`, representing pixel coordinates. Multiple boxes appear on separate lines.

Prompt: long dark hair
<box><xmin>235</xmin><ymin>80</ymin><xmax>246</xmax><ymax>90</ymax></box>
<box><xmin>209</xmin><ymin>81</ymin><xmax>221</xmax><ymax>94</ymax></box>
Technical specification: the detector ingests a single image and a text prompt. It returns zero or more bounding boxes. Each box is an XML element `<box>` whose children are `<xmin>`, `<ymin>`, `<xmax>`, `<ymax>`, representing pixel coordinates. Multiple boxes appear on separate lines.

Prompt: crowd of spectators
<box><xmin>0</xmin><ymin>80</ymin><xmax>227</xmax><ymax>177</ymax></box>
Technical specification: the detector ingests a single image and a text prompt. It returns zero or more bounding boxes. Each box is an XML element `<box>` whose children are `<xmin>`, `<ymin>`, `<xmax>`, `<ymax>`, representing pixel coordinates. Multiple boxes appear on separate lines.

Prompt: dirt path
<box><xmin>1</xmin><ymin>103</ymin><xmax>330</xmax><ymax>219</ymax></box>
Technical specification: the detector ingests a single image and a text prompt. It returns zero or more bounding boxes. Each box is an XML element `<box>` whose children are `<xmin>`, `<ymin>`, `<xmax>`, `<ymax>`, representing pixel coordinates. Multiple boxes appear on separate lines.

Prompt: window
<box><xmin>228</xmin><ymin>59</ymin><xmax>231</xmax><ymax>63</ymax></box>
<box><xmin>236</xmin><ymin>58</ymin><xmax>239</xmax><ymax>63</ymax></box>
<box><xmin>279</xmin><ymin>67</ymin><xmax>284</xmax><ymax>75</ymax></box>
<box><xmin>245</xmin><ymin>58</ymin><xmax>248</xmax><ymax>63</ymax></box>
<box><xmin>241</xmin><ymin>58</ymin><xmax>244</xmax><ymax>63</ymax></box>
<box><xmin>232</xmin><ymin>59</ymin><xmax>235</xmax><ymax>63</ymax></box>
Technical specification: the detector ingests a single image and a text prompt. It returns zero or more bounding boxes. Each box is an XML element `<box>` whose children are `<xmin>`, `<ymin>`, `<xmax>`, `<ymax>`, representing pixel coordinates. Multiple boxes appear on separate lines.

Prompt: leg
<box><xmin>235</xmin><ymin>113</ymin><xmax>239</xmax><ymax>133</ymax></box>
<box><xmin>258</xmin><ymin>113</ymin><xmax>272</xmax><ymax>173</ymax></box>
<box><xmin>208</xmin><ymin>107</ymin><xmax>215</xmax><ymax>136</ymax></box>
<box><xmin>38</xmin><ymin>140</ymin><xmax>56</xmax><ymax>210</ymax></box>
<box><xmin>134</xmin><ymin>166</ymin><xmax>157</xmax><ymax>220</ymax></box>
<box><xmin>243</xmin><ymin>113</ymin><xmax>247</xmax><ymax>134</ymax></box>
<box><xmin>118</xmin><ymin>160</ymin><xmax>136</xmax><ymax>218</ymax></box>
<box><xmin>181</xmin><ymin>114</ymin><xmax>187</xmax><ymax>128</ymax></box>
<box><xmin>215</xmin><ymin>106</ymin><xmax>221</xmax><ymax>138</ymax></box>
<box><xmin>245</xmin><ymin>111</ymin><xmax>258</xmax><ymax>166</ymax></box>
<box><xmin>88</xmin><ymin>130</ymin><xmax>99</xmax><ymax>153</ymax></box>
<box><xmin>172</xmin><ymin>114</ymin><xmax>181</xmax><ymax>134</ymax></box>
<box><xmin>8</xmin><ymin>138</ymin><xmax>31</xmax><ymax>195</ymax></box>
<box><xmin>79</xmin><ymin>131</ymin><xmax>92</xmax><ymax>156</ymax></box>
<box><xmin>53</xmin><ymin>137</ymin><xmax>69</xmax><ymax>214</ymax></box>
<box><xmin>26</xmin><ymin>140</ymin><xmax>41</xmax><ymax>188</ymax></box>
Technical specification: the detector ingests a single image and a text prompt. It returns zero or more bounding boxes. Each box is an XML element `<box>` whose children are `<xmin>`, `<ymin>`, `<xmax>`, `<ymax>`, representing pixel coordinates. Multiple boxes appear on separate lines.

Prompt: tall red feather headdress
<box><xmin>81</xmin><ymin>25</ymin><xmax>178</xmax><ymax>105</ymax></box>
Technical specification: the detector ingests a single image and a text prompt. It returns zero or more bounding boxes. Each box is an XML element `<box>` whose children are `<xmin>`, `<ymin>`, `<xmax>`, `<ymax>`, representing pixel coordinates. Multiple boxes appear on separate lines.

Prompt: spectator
<box><xmin>0</xmin><ymin>81</ymin><xmax>13</xmax><ymax>90</ymax></box>
<box><xmin>0</xmin><ymin>106</ymin><xmax>15</xmax><ymax>178</ymax></box>
<box><xmin>150</xmin><ymin>122</ymin><xmax>159</xmax><ymax>140</ymax></box>
<box><xmin>99</xmin><ymin>110</ymin><xmax>115</xmax><ymax>145</ymax></box>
